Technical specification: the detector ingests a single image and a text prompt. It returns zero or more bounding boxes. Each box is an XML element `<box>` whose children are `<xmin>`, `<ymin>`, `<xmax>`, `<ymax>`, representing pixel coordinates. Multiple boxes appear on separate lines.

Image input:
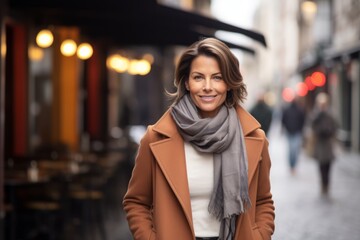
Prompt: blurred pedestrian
<box><xmin>250</xmin><ymin>92</ymin><xmax>273</xmax><ymax>135</ymax></box>
<box><xmin>123</xmin><ymin>38</ymin><xmax>275</xmax><ymax>240</ymax></box>
<box><xmin>281</xmin><ymin>97</ymin><xmax>306</xmax><ymax>175</ymax></box>
<box><xmin>310</xmin><ymin>92</ymin><xmax>338</xmax><ymax>196</ymax></box>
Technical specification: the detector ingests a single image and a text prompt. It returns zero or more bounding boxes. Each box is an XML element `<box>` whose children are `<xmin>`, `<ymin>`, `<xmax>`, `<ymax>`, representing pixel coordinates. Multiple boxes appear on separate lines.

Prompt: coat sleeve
<box><xmin>255</xmin><ymin>133</ymin><xmax>275</xmax><ymax>239</ymax></box>
<box><xmin>123</xmin><ymin>126</ymin><xmax>157</xmax><ymax>240</ymax></box>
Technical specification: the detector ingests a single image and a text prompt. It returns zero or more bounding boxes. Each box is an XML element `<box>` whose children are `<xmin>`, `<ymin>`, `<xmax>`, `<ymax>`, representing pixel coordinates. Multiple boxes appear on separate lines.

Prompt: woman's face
<box><xmin>185</xmin><ymin>55</ymin><xmax>228</xmax><ymax>118</ymax></box>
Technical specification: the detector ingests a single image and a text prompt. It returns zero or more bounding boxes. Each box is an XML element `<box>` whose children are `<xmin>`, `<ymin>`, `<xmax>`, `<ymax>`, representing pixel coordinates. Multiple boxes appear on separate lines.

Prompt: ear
<box><xmin>185</xmin><ymin>81</ymin><xmax>189</xmax><ymax>91</ymax></box>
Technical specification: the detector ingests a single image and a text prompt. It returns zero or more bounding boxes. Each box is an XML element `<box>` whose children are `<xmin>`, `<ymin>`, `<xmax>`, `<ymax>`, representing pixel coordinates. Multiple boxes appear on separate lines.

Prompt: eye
<box><xmin>193</xmin><ymin>75</ymin><xmax>203</xmax><ymax>80</ymax></box>
<box><xmin>213</xmin><ymin>75</ymin><xmax>223</xmax><ymax>81</ymax></box>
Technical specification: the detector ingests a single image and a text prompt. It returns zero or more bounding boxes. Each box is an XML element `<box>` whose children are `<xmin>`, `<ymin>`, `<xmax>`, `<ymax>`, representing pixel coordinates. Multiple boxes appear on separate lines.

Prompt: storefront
<box><xmin>324</xmin><ymin>44</ymin><xmax>360</xmax><ymax>152</ymax></box>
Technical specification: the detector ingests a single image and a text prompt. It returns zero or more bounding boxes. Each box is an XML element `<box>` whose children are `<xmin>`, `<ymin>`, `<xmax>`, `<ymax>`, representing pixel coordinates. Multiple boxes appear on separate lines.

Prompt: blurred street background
<box><xmin>1</xmin><ymin>0</ymin><xmax>359</xmax><ymax>239</ymax></box>
<box><xmin>269</xmin><ymin>118</ymin><xmax>360</xmax><ymax>240</ymax></box>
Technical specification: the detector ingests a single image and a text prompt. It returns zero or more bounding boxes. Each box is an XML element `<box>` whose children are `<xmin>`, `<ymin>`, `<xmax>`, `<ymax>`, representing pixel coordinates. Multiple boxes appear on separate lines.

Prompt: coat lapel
<box><xmin>244</xmin><ymin>137</ymin><xmax>264</xmax><ymax>185</ymax></box>
<box><xmin>150</xmin><ymin>111</ymin><xmax>194</xmax><ymax>232</ymax></box>
<box><xmin>236</xmin><ymin>106</ymin><xmax>264</xmax><ymax>185</ymax></box>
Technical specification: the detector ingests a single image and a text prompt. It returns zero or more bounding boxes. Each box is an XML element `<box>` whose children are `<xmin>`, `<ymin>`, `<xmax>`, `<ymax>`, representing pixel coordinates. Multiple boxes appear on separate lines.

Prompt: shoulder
<box><xmin>236</xmin><ymin>105</ymin><xmax>261</xmax><ymax>135</ymax></box>
<box><xmin>145</xmin><ymin>109</ymin><xmax>179</xmax><ymax>140</ymax></box>
<box><xmin>252</xmin><ymin>128</ymin><xmax>266</xmax><ymax>138</ymax></box>
<box><xmin>250</xmin><ymin>128</ymin><xmax>268</xmax><ymax>147</ymax></box>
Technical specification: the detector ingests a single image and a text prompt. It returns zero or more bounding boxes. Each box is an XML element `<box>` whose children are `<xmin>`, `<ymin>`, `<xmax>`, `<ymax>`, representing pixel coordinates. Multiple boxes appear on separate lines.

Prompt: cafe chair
<box><xmin>68</xmin><ymin>174</ymin><xmax>107</xmax><ymax>240</ymax></box>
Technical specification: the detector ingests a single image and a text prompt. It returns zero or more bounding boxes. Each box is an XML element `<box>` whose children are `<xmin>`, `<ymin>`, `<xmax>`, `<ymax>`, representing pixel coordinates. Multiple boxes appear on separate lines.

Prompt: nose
<box><xmin>203</xmin><ymin>78</ymin><xmax>212</xmax><ymax>91</ymax></box>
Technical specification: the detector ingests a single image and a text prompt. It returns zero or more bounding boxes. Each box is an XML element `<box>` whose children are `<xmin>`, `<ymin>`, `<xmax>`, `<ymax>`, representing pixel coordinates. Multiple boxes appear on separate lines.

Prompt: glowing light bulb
<box><xmin>301</xmin><ymin>1</ymin><xmax>317</xmax><ymax>22</ymax></box>
<box><xmin>77</xmin><ymin>43</ymin><xmax>93</xmax><ymax>60</ymax></box>
<box><xmin>137</xmin><ymin>59</ymin><xmax>151</xmax><ymax>75</ymax></box>
<box><xmin>282</xmin><ymin>88</ymin><xmax>295</xmax><ymax>102</ymax></box>
<box><xmin>296</xmin><ymin>82</ymin><xmax>309</xmax><ymax>97</ymax></box>
<box><xmin>311</xmin><ymin>71</ymin><xmax>326</xmax><ymax>87</ymax></box>
<box><xmin>28</xmin><ymin>46</ymin><xmax>44</xmax><ymax>61</ymax></box>
<box><xmin>36</xmin><ymin>29</ymin><xmax>54</xmax><ymax>48</ymax></box>
<box><xmin>107</xmin><ymin>54</ymin><xmax>129</xmax><ymax>73</ymax></box>
<box><xmin>1</xmin><ymin>41</ymin><xmax>6</xmax><ymax>58</ymax></box>
<box><xmin>128</xmin><ymin>60</ymin><xmax>139</xmax><ymax>75</ymax></box>
<box><xmin>142</xmin><ymin>53</ymin><xmax>154</xmax><ymax>64</ymax></box>
<box><xmin>60</xmin><ymin>39</ymin><xmax>77</xmax><ymax>57</ymax></box>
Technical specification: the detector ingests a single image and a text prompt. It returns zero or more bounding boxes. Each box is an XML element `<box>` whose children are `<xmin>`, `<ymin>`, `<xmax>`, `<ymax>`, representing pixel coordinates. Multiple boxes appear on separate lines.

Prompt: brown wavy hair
<box><xmin>169</xmin><ymin>37</ymin><xmax>247</xmax><ymax>107</ymax></box>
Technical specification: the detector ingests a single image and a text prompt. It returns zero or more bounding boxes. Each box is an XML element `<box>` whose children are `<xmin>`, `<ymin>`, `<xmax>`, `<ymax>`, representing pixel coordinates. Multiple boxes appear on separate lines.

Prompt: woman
<box><xmin>123</xmin><ymin>38</ymin><xmax>275</xmax><ymax>240</ymax></box>
<box><xmin>310</xmin><ymin>92</ymin><xmax>338</xmax><ymax>196</ymax></box>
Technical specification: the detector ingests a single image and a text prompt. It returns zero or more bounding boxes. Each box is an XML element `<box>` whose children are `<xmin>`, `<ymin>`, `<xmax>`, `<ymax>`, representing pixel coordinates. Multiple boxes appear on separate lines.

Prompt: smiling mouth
<box><xmin>200</xmin><ymin>95</ymin><xmax>216</xmax><ymax>101</ymax></box>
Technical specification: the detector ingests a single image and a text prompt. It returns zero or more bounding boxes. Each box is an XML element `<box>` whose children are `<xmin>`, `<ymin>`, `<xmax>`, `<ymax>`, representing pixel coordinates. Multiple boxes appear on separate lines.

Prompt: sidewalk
<box><xmin>268</xmin><ymin>120</ymin><xmax>360</xmax><ymax>240</ymax></box>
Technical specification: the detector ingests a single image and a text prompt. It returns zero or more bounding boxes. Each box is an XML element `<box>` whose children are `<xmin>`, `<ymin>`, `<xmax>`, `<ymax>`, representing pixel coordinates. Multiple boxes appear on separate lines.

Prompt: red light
<box><xmin>305</xmin><ymin>76</ymin><xmax>316</xmax><ymax>90</ymax></box>
<box><xmin>282</xmin><ymin>88</ymin><xmax>295</xmax><ymax>102</ymax></box>
<box><xmin>311</xmin><ymin>72</ymin><xmax>326</xmax><ymax>87</ymax></box>
<box><xmin>296</xmin><ymin>82</ymin><xmax>308</xmax><ymax>96</ymax></box>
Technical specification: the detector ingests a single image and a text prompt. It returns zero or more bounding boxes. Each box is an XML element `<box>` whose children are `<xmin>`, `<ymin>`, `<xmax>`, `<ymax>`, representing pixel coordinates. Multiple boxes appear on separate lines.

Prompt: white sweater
<box><xmin>184</xmin><ymin>142</ymin><xmax>220</xmax><ymax>237</ymax></box>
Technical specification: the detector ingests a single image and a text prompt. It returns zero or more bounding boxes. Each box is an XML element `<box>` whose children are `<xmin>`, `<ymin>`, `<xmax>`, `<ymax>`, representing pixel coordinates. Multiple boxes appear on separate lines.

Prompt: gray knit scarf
<box><xmin>171</xmin><ymin>94</ymin><xmax>251</xmax><ymax>240</ymax></box>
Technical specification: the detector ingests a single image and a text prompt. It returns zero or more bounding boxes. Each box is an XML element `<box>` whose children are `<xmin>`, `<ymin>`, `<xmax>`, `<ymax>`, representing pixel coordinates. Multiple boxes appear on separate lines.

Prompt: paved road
<box><xmin>268</xmin><ymin>120</ymin><xmax>360</xmax><ymax>240</ymax></box>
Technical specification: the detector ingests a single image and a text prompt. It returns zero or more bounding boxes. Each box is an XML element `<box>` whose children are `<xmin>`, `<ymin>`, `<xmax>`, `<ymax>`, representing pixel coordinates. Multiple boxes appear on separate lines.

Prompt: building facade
<box><xmin>298</xmin><ymin>0</ymin><xmax>360</xmax><ymax>152</ymax></box>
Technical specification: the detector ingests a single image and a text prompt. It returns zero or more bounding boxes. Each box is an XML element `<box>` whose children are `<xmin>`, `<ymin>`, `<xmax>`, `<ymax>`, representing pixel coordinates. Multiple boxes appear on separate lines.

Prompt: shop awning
<box><xmin>323</xmin><ymin>43</ymin><xmax>360</xmax><ymax>61</ymax></box>
<box><xmin>8</xmin><ymin>0</ymin><xmax>266</xmax><ymax>54</ymax></box>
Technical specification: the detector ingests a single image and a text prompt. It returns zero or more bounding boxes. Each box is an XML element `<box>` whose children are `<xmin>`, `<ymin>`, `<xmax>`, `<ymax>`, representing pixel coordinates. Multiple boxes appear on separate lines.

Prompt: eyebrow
<box><xmin>190</xmin><ymin>71</ymin><xmax>222</xmax><ymax>76</ymax></box>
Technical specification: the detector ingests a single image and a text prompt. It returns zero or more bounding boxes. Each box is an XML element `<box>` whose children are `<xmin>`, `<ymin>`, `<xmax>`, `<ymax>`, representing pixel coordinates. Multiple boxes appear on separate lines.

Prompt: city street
<box><xmin>269</xmin><ymin>119</ymin><xmax>360</xmax><ymax>240</ymax></box>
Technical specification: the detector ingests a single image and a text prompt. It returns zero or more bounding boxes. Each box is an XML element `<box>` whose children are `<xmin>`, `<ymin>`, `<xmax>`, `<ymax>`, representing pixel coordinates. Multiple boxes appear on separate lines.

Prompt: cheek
<box><xmin>217</xmin><ymin>83</ymin><xmax>229</xmax><ymax>94</ymax></box>
<box><xmin>220</xmin><ymin>93</ymin><xmax>227</xmax><ymax>103</ymax></box>
<box><xmin>219</xmin><ymin>87</ymin><xmax>229</xmax><ymax>102</ymax></box>
<box><xmin>187</xmin><ymin>81</ymin><xmax>201</xmax><ymax>92</ymax></box>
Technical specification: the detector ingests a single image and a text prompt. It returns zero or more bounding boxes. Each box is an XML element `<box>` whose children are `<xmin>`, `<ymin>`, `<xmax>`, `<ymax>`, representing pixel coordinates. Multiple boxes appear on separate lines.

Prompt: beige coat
<box><xmin>123</xmin><ymin>106</ymin><xmax>275</xmax><ymax>240</ymax></box>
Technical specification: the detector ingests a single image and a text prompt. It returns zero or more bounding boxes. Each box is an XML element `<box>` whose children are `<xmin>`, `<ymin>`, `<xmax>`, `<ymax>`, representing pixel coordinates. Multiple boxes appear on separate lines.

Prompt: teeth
<box><xmin>201</xmin><ymin>96</ymin><xmax>215</xmax><ymax>101</ymax></box>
